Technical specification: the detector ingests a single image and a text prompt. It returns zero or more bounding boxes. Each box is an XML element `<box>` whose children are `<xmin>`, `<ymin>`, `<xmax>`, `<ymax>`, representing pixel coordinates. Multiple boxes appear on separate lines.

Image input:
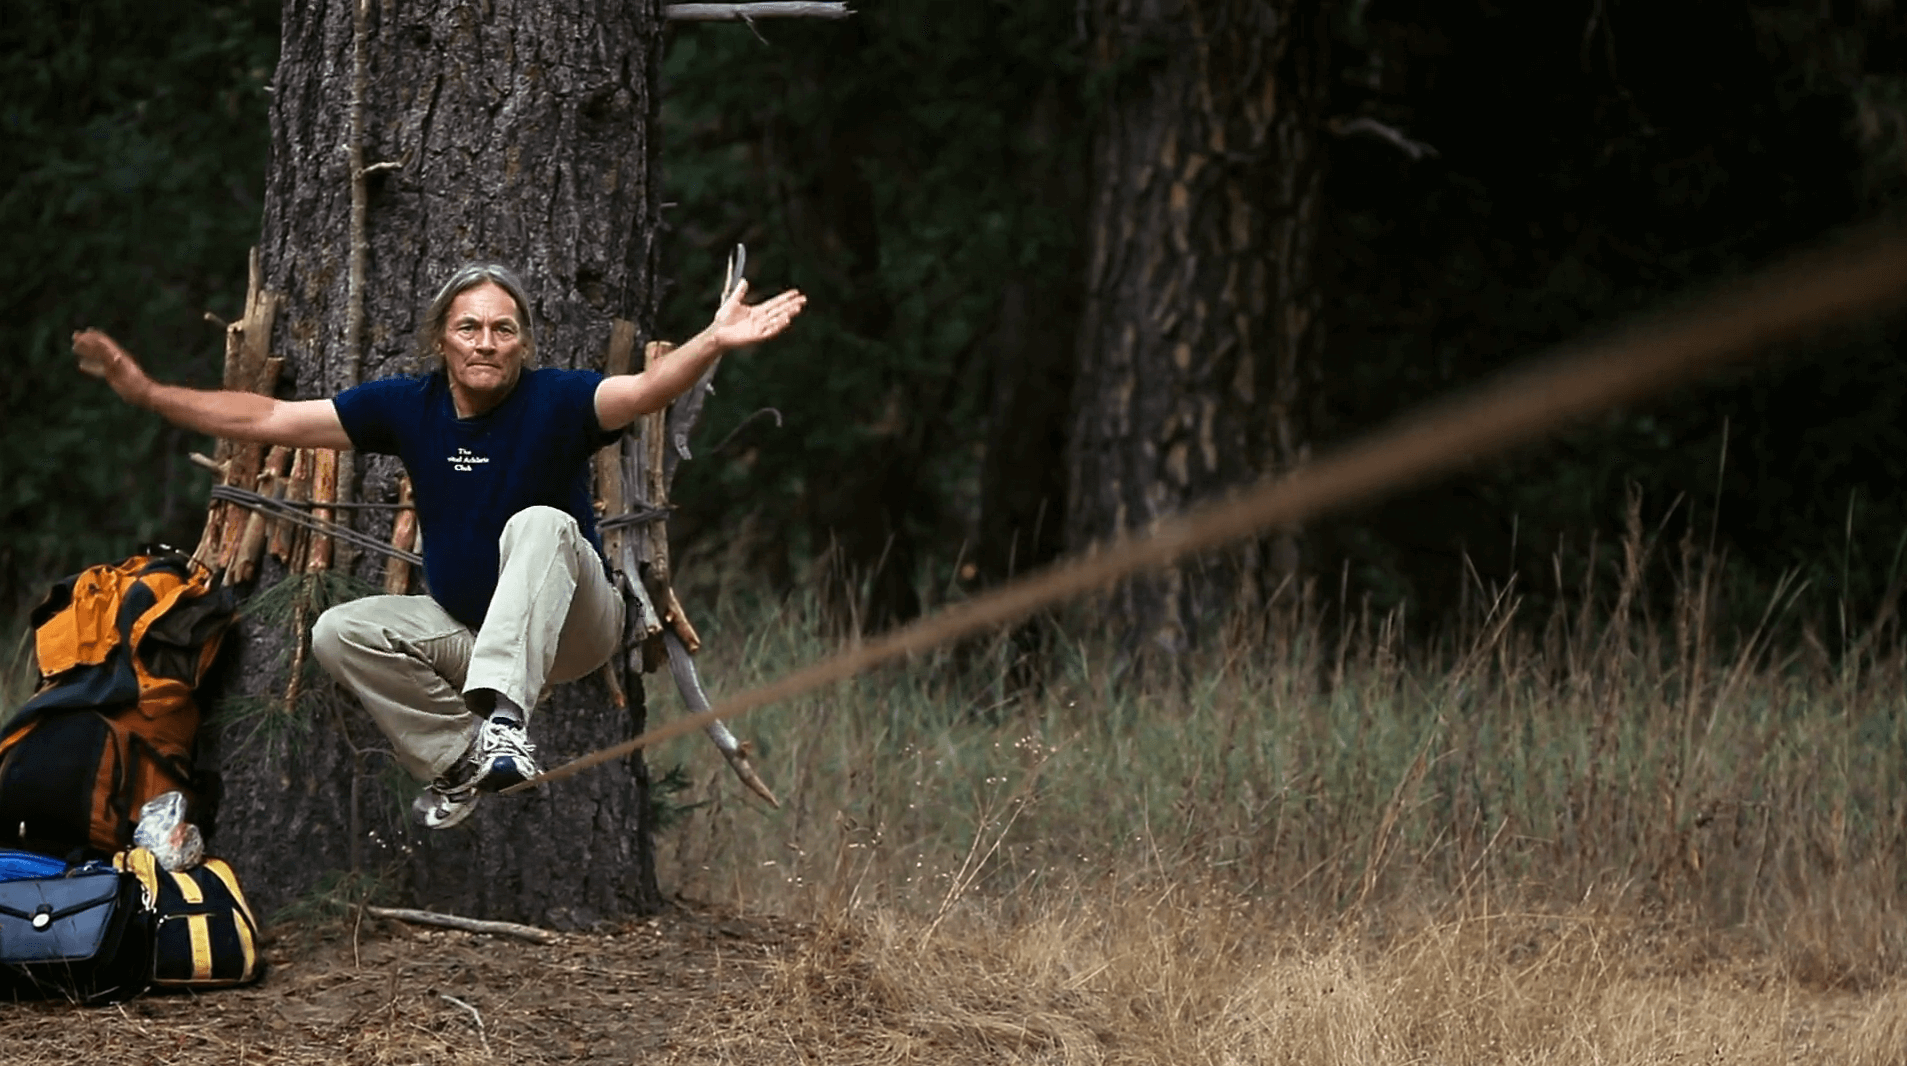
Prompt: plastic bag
<box><xmin>133</xmin><ymin>792</ymin><xmax>204</xmax><ymax>872</ymax></box>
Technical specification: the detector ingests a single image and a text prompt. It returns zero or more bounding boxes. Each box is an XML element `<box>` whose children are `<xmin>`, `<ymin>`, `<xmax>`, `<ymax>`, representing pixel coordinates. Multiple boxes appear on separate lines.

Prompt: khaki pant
<box><xmin>311</xmin><ymin>506</ymin><xmax>624</xmax><ymax>781</ymax></box>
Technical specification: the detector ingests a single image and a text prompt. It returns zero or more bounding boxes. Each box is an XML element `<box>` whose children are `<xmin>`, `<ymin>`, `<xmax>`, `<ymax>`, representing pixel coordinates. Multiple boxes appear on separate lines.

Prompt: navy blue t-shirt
<box><xmin>333</xmin><ymin>368</ymin><xmax>619</xmax><ymax>628</ymax></box>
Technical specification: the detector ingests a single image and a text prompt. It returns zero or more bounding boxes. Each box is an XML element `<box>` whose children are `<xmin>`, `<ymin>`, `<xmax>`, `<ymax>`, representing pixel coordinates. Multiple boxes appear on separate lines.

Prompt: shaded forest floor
<box><xmin>0</xmin><ymin>900</ymin><xmax>790</xmax><ymax>1065</ymax></box>
<box><xmin>2</xmin><ymin>896</ymin><xmax>1903</xmax><ymax>1065</ymax></box>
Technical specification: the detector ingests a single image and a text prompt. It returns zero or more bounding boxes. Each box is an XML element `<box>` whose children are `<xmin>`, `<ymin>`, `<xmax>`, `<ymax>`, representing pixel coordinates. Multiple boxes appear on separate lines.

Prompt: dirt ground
<box><xmin>2</xmin><ymin>896</ymin><xmax>1900</xmax><ymax>1065</ymax></box>
<box><xmin>0</xmin><ymin>900</ymin><xmax>801</xmax><ymax>1065</ymax></box>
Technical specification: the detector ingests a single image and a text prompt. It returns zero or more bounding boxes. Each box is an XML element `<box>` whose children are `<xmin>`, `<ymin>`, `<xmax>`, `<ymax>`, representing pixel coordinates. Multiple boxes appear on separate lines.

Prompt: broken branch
<box><xmin>1329</xmin><ymin>116</ymin><xmax>1438</xmax><ymax>161</ymax></box>
<box><xmin>366</xmin><ymin>906</ymin><xmax>559</xmax><ymax>944</ymax></box>
<box><xmin>665</xmin><ymin>631</ymin><xmax>779</xmax><ymax>807</ymax></box>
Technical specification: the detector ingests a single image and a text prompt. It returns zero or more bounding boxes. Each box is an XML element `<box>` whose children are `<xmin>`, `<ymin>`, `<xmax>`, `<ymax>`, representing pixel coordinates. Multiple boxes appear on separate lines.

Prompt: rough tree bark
<box><xmin>207</xmin><ymin>0</ymin><xmax>665</xmax><ymax>924</ymax></box>
<box><xmin>1067</xmin><ymin>0</ymin><xmax>1328</xmax><ymax>660</ymax></box>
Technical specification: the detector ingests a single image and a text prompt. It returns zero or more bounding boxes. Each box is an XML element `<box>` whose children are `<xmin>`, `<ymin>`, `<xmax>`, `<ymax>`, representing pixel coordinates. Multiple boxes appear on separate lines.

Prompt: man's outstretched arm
<box><xmin>74</xmin><ymin>329</ymin><xmax>352</xmax><ymax>451</ymax></box>
<box><xmin>593</xmin><ymin>279</ymin><xmax>807</xmax><ymax>433</ymax></box>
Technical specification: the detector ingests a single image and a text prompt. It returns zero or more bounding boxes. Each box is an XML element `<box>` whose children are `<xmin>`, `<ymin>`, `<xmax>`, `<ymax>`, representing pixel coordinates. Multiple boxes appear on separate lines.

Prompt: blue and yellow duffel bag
<box><xmin>114</xmin><ymin>847</ymin><xmax>263</xmax><ymax>988</ymax></box>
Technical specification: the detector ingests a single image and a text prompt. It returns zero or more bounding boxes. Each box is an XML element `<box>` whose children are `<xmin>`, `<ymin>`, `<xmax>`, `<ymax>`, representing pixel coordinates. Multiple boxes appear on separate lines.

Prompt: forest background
<box><xmin>4</xmin><ymin>0</ymin><xmax>1906</xmax><ymax>657</ymax></box>
<box><xmin>10</xmin><ymin>6</ymin><xmax>1907</xmax><ymax>1056</ymax></box>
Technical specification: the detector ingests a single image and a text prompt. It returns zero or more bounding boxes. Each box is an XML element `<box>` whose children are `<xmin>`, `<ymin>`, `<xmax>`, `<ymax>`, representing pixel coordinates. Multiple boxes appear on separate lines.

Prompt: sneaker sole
<box><xmin>417</xmin><ymin>790</ymin><xmax>481</xmax><ymax>830</ymax></box>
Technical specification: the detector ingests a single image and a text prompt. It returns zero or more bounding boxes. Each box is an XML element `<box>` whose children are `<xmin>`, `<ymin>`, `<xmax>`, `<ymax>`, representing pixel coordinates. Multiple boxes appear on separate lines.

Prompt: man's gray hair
<box><xmin>413</xmin><ymin>263</ymin><xmax>538</xmax><ymax>369</ymax></box>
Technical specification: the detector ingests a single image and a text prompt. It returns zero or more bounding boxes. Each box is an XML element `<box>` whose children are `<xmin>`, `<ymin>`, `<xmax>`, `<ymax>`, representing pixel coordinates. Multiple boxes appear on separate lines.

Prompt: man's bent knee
<box><xmin>311</xmin><ymin>597</ymin><xmax>415</xmax><ymax>673</ymax></box>
<box><xmin>503</xmin><ymin>505</ymin><xmax>576</xmax><ymax>535</ymax></box>
<box><xmin>499</xmin><ymin>505</ymin><xmax>583</xmax><ymax>555</ymax></box>
<box><xmin>310</xmin><ymin>603</ymin><xmax>367</xmax><ymax>673</ymax></box>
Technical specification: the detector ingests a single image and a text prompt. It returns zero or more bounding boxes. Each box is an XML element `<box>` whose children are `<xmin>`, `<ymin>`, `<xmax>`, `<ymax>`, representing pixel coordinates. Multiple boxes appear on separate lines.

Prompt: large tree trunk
<box><xmin>206</xmin><ymin>0</ymin><xmax>665</xmax><ymax>924</ymax></box>
<box><xmin>1068</xmin><ymin>0</ymin><xmax>1328</xmax><ymax>660</ymax></box>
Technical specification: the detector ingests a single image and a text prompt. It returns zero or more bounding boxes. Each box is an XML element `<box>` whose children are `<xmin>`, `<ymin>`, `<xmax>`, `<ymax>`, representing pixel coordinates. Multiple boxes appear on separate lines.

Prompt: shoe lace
<box><xmin>429</xmin><ymin>775</ymin><xmax>478</xmax><ymax>804</ymax></box>
<box><xmin>481</xmin><ymin>718</ymin><xmax>537</xmax><ymax>760</ymax></box>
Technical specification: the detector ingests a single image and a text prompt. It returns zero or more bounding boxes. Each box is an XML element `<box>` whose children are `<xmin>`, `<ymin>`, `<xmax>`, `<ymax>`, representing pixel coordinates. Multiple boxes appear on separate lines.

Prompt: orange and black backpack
<box><xmin>0</xmin><ymin>551</ymin><xmax>235</xmax><ymax>859</ymax></box>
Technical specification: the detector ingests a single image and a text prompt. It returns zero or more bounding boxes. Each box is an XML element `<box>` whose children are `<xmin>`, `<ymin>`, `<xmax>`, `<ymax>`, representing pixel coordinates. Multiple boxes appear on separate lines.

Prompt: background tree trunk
<box><xmin>976</xmin><ymin>78</ymin><xmax>1085</xmax><ymax>592</ymax></box>
<box><xmin>1068</xmin><ymin>0</ymin><xmax>1328</xmax><ymax>660</ymax></box>
<box><xmin>207</xmin><ymin>0</ymin><xmax>665</xmax><ymax>925</ymax></box>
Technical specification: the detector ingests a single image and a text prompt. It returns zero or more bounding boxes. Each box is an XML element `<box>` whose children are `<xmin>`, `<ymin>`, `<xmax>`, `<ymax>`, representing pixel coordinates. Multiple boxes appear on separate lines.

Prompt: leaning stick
<box><xmin>283</xmin><ymin>602</ymin><xmax>312</xmax><ymax>714</ymax></box>
<box><xmin>213</xmin><ymin>270</ymin><xmax>282</xmax><ymax>569</ymax></box>
<box><xmin>305</xmin><ymin>448</ymin><xmax>339</xmax><ymax>572</ymax></box>
<box><xmin>665</xmin><ymin>631</ymin><xmax>778</xmax><ymax>807</ymax></box>
<box><xmin>271</xmin><ymin>448</ymin><xmax>310</xmax><ymax>564</ymax></box>
<box><xmin>514</xmin><ymin>226</ymin><xmax>1907</xmax><ymax>793</ymax></box>
<box><xmin>331</xmin><ymin>0</ymin><xmax>376</xmax><ymax>578</ymax></box>
<box><xmin>229</xmin><ymin>445</ymin><xmax>291</xmax><ymax>585</ymax></box>
<box><xmin>383</xmin><ymin>477</ymin><xmax>417</xmax><ymax>594</ymax></box>
<box><xmin>596</xmin><ymin>322</ymin><xmax>641</xmax><ymax>705</ymax></box>
<box><xmin>364</xmin><ymin>906</ymin><xmax>558</xmax><ymax>944</ymax></box>
<box><xmin>193</xmin><ymin>324</ymin><xmax>250</xmax><ymax>567</ymax></box>
<box><xmin>662</xmin><ymin>585</ymin><xmax>702</xmax><ymax>655</ymax></box>
<box><xmin>257</xmin><ymin>444</ymin><xmax>294</xmax><ymax>566</ymax></box>
<box><xmin>189</xmin><ymin>453</ymin><xmax>232</xmax><ymax>568</ymax></box>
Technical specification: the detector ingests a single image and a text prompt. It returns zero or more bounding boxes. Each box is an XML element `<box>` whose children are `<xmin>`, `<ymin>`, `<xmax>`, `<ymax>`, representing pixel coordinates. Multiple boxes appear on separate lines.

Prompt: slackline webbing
<box><xmin>209</xmin><ymin>483</ymin><xmax>669</xmax><ymax>559</ymax></box>
<box><xmin>492</xmin><ymin>226</ymin><xmax>1904</xmax><ymax>791</ymax></box>
<box><xmin>208</xmin><ymin>484</ymin><xmax>422</xmax><ymax>565</ymax></box>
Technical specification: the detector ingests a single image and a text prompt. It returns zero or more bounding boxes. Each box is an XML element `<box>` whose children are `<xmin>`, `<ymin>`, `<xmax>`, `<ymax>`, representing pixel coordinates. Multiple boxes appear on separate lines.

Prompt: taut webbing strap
<box><xmin>513</xmin><ymin>226</ymin><xmax>1907</xmax><ymax>794</ymax></box>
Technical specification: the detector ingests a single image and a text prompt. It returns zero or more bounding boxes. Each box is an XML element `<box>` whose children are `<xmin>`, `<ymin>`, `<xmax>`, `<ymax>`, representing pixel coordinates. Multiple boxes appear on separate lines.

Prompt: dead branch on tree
<box><xmin>665</xmin><ymin>2</ymin><xmax>850</xmax><ymax>21</ymax></box>
<box><xmin>665</xmin><ymin>630</ymin><xmax>779</xmax><ymax>807</ymax></box>
<box><xmin>1329</xmin><ymin>116</ymin><xmax>1439</xmax><ymax>161</ymax></box>
<box><xmin>191</xmin><ymin>252</ymin><xmax>282</xmax><ymax>576</ymax></box>
<box><xmin>591</xmin><ymin>245</ymin><xmax>781</xmax><ymax>806</ymax></box>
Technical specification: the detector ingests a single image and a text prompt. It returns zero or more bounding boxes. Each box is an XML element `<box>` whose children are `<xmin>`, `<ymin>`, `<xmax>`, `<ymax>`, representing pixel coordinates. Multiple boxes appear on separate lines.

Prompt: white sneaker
<box><xmin>469</xmin><ymin>718</ymin><xmax>540</xmax><ymax>792</ymax></box>
<box><xmin>414</xmin><ymin>775</ymin><xmax>481</xmax><ymax>830</ymax></box>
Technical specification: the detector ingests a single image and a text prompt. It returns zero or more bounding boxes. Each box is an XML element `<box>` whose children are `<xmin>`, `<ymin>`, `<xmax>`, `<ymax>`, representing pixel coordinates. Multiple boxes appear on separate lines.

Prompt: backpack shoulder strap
<box><xmin>124</xmin><ymin>555</ymin><xmax>216</xmax><ymax>659</ymax></box>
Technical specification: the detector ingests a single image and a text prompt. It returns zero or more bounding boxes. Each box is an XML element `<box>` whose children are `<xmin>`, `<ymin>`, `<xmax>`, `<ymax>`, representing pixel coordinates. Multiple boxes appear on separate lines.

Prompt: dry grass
<box><xmin>6</xmin><ymin>893</ymin><xmax>1902</xmax><ymax>1065</ymax></box>
<box><xmin>658</xmin><ymin>885</ymin><xmax>1907</xmax><ymax>1065</ymax></box>
<box><xmin>638</xmin><ymin>514</ymin><xmax>1907</xmax><ymax>1063</ymax></box>
<box><xmin>8</xmin><ymin>513</ymin><xmax>1907</xmax><ymax>1063</ymax></box>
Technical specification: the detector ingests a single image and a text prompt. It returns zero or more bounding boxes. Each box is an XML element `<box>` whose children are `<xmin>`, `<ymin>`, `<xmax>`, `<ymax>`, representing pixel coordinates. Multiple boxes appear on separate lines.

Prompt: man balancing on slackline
<box><xmin>73</xmin><ymin>262</ymin><xmax>806</xmax><ymax>829</ymax></box>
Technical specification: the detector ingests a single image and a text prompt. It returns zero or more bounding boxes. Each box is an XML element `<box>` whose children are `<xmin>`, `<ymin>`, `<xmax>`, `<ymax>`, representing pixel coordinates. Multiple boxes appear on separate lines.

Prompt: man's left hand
<box><xmin>709</xmin><ymin>280</ymin><xmax>807</xmax><ymax>351</ymax></box>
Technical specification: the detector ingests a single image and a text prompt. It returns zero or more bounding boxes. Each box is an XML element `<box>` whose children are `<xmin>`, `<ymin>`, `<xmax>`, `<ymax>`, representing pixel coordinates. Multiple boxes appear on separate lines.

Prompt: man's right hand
<box><xmin>72</xmin><ymin>328</ymin><xmax>148</xmax><ymax>402</ymax></box>
<box><xmin>68</xmin><ymin>326</ymin><xmax>352</xmax><ymax>449</ymax></box>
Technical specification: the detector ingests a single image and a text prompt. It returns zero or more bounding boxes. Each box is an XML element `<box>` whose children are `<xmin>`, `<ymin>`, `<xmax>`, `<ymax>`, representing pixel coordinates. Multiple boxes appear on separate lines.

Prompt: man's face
<box><xmin>441</xmin><ymin>281</ymin><xmax>526</xmax><ymax>416</ymax></box>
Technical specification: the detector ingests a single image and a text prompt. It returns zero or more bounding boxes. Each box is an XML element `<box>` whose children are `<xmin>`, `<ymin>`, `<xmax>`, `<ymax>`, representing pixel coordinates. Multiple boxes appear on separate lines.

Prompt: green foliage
<box><xmin>0</xmin><ymin>0</ymin><xmax>277</xmax><ymax>614</ymax></box>
<box><xmin>241</xmin><ymin>569</ymin><xmax>383</xmax><ymax>628</ymax></box>
<box><xmin>657</xmin><ymin>4</ymin><xmax>1087</xmax><ymax>583</ymax></box>
<box><xmin>648</xmin><ymin>762</ymin><xmax>704</xmax><ymax>831</ymax></box>
<box><xmin>8</xmin><ymin>0</ymin><xmax>1904</xmax><ymax>647</ymax></box>
<box><xmin>1324</xmin><ymin>0</ymin><xmax>1907</xmax><ymax>626</ymax></box>
<box><xmin>212</xmin><ymin>569</ymin><xmax>380</xmax><ymax>753</ymax></box>
<box><xmin>267</xmin><ymin>867</ymin><xmax>399</xmax><ymax>933</ymax></box>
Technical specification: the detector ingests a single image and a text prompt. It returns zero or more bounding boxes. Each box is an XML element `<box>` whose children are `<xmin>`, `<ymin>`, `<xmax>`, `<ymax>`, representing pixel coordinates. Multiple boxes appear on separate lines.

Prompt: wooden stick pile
<box><xmin>189</xmin><ymin>250</ymin><xmax>420</xmax><ymax>592</ymax></box>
